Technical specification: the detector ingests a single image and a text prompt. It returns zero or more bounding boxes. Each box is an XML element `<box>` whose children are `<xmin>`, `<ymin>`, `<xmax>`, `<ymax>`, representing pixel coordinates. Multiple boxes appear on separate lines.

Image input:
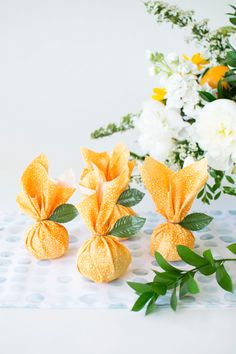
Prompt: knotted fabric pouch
<box><xmin>16</xmin><ymin>154</ymin><xmax>76</xmax><ymax>260</ymax></box>
<box><xmin>139</xmin><ymin>157</ymin><xmax>208</xmax><ymax>261</ymax></box>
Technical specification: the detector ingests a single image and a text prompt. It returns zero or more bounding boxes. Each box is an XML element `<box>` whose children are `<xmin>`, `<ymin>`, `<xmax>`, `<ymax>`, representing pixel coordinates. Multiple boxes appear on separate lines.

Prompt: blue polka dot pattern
<box><xmin>0</xmin><ymin>210</ymin><xmax>235</xmax><ymax>309</ymax></box>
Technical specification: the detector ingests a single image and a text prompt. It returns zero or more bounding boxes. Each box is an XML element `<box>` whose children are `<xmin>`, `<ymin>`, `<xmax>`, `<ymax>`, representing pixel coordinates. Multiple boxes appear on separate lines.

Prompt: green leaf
<box><xmin>187</xmin><ymin>274</ymin><xmax>200</xmax><ymax>294</ymax></box>
<box><xmin>223</xmin><ymin>186</ymin><xmax>236</xmax><ymax>196</ymax></box>
<box><xmin>203</xmin><ymin>249</ymin><xmax>215</xmax><ymax>267</ymax></box>
<box><xmin>216</xmin><ymin>264</ymin><xmax>233</xmax><ymax>292</ymax></box>
<box><xmin>151</xmin><ymin>282</ymin><xmax>167</xmax><ymax>295</ymax></box>
<box><xmin>217</xmin><ymin>80</ymin><xmax>224</xmax><ymax>98</ymax></box>
<box><xmin>154</xmin><ymin>271</ymin><xmax>179</xmax><ymax>284</ymax></box>
<box><xmin>145</xmin><ymin>294</ymin><xmax>158</xmax><ymax>315</ymax></box>
<box><xmin>179</xmin><ymin>213</ymin><xmax>213</xmax><ymax>231</ymax></box>
<box><xmin>226</xmin><ymin>51</ymin><xmax>236</xmax><ymax>67</ymax></box>
<box><xmin>209</xmin><ymin>169</ymin><xmax>217</xmax><ymax>178</ymax></box>
<box><xmin>197</xmin><ymin>188</ymin><xmax>204</xmax><ymax>199</ymax></box>
<box><xmin>225</xmin><ymin>74</ymin><xmax>236</xmax><ymax>84</ymax></box>
<box><xmin>226</xmin><ymin>175</ymin><xmax>234</xmax><ymax>184</ymax></box>
<box><xmin>117</xmin><ymin>188</ymin><xmax>145</xmax><ymax>207</ymax></box>
<box><xmin>199</xmin><ymin>91</ymin><xmax>216</xmax><ymax>102</ymax></box>
<box><xmin>170</xmin><ymin>288</ymin><xmax>177</xmax><ymax>311</ymax></box>
<box><xmin>49</xmin><ymin>204</ymin><xmax>79</xmax><ymax>223</ymax></box>
<box><xmin>198</xmin><ymin>264</ymin><xmax>216</xmax><ymax>276</ymax></box>
<box><xmin>155</xmin><ymin>252</ymin><xmax>181</xmax><ymax>274</ymax></box>
<box><xmin>230</xmin><ymin>17</ymin><xmax>236</xmax><ymax>26</ymax></box>
<box><xmin>177</xmin><ymin>245</ymin><xmax>207</xmax><ymax>267</ymax></box>
<box><xmin>227</xmin><ymin>243</ymin><xmax>236</xmax><ymax>255</ymax></box>
<box><xmin>110</xmin><ymin>216</ymin><xmax>146</xmax><ymax>238</ymax></box>
<box><xmin>214</xmin><ymin>191</ymin><xmax>221</xmax><ymax>200</ymax></box>
<box><xmin>127</xmin><ymin>282</ymin><xmax>152</xmax><ymax>294</ymax></box>
<box><xmin>131</xmin><ymin>292</ymin><xmax>154</xmax><ymax>312</ymax></box>
<box><xmin>206</xmin><ymin>192</ymin><xmax>213</xmax><ymax>200</ymax></box>
<box><xmin>179</xmin><ymin>278</ymin><xmax>189</xmax><ymax>298</ymax></box>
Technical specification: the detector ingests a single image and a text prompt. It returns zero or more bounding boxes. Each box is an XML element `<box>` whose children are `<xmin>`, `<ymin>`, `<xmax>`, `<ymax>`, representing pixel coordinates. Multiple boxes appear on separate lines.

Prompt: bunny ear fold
<box><xmin>108</xmin><ymin>143</ymin><xmax>134</xmax><ymax>180</ymax></box>
<box><xmin>77</xmin><ymin>194</ymin><xmax>99</xmax><ymax>234</ymax></box>
<box><xmin>140</xmin><ymin>157</ymin><xmax>208</xmax><ymax>223</ymax></box>
<box><xmin>80</xmin><ymin>147</ymin><xmax>110</xmax><ymax>173</ymax></box>
<box><xmin>172</xmin><ymin>158</ymin><xmax>208</xmax><ymax>221</ymax></box>
<box><xmin>21</xmin><ymin>154</ymin><xmax>49</xmax><ymax>199</ymax></box>
<box><xmin>18</xmin><ymin>154</ymin><xmax>77</xmax><ymax>220</ymax></box>
<box><xmin>96</xmin><ymin>169</ymin><xmax>130</xmax><ymax>235</ymax></box>
<box><xmin>139</xmin><ymin>157</ymin><xmax>174</xmax><ymax>219</ymax></box>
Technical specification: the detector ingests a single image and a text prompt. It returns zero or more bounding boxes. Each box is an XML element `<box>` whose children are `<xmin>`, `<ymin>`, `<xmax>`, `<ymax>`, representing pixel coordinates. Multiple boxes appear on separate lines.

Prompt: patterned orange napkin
<box><xmin>80</xmin><ymin>143</ymin><xmax>136</xmax><ymax>226</ymax></box>
<box><xmin>77</xmin><ymin>169</ymin><xmax>133</xmax><ymax>283</ymax></box>
<box><xmin>139</xmin><ymin>157</ymin><xmax>208</xmax><ymax>261</ymax></box>
<box><xmin>16</xmin><ymin>154</ymin><xmax>76</xmax><ymax>260</ymax></box>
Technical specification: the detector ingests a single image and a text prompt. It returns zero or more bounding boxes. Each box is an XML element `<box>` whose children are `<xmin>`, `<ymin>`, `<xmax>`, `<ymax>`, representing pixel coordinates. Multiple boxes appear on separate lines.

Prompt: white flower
<box><xmin>136</xmin><ymin>100</ymin><xmax>187</xmax><ymax>162</ymax></box>
<box><xmin>165</xmin><ymin>73</ymin><xmax>201</xmax><ymax>117</ymax></box>
<box><xmin>195</xmin><ymin>99</ymin><xmax>236</xmax><ymax>170</ymax></box>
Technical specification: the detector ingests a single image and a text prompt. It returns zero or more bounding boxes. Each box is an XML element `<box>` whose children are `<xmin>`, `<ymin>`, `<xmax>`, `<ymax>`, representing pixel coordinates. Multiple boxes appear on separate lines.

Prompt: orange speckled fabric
<box><xmin>16</xmin><ymin>154</ymin><xmax>76</xmax><ymax>260</ymax></box>
<box><xmin>79</xmin><ymin>143</ymin><xmax>136</xmax><ymax>240</ymax></box>
<box><xmin>140</xmin><ymin>157</ymin><xmax>208</xmax><ymax>261</ymax></box>
<box><xmin>77</xmin><ymin>169</ymin><xmax>132</xmax><ymax>283</ymax></box>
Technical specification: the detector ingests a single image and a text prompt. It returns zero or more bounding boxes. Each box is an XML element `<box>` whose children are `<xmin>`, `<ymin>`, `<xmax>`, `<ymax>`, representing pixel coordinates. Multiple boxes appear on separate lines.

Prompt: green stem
<box><xmin>156</xmin><ymin>258</ymin><xmax>236</xmax><ymax>288</ymax></box>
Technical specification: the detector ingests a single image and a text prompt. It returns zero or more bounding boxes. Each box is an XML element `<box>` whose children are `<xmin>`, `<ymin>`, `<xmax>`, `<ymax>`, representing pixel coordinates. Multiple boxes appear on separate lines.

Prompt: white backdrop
<box><xmin>0</xmin><ymin>0</ymin><xmax>231</xmax><ymax>209</ymax></box>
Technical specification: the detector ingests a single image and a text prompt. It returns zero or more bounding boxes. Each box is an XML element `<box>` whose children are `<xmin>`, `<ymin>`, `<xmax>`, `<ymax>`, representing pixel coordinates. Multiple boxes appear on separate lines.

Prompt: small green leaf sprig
<box><xmin>107</xmin><ymin>186</ymin><xmax>146</xmax><ymax>238</ymax></box>
<box><xmin>197</xmin><ymin>168</ymin><xmax>236</xmax><ymax>204</ymax></box>
<box><xmin>128</xmin><ymin>243</ymin><xmax>236</xmax><ymax>315</ymax></box>
<box><xmin>49</xmin><ymin>204</ymin><xmax>79</xmax><ymax>223</ymax></box>
<box><xmin>144</xmin><ymin>1</ymin><xmax>236</xmax><ymax>62</ymax></box>
<box><xmin>91</xmin><ymin>113</ymin><xmax>137</xmax><ymax>139</ymax></box>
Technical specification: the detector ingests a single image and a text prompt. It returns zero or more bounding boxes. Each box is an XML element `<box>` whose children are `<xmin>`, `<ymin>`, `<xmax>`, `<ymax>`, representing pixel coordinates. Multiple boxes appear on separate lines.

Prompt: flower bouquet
<box><xmin>91</xmin><ymin>1</ymin><xmax>236</xmax><ymax>205</ymax></box>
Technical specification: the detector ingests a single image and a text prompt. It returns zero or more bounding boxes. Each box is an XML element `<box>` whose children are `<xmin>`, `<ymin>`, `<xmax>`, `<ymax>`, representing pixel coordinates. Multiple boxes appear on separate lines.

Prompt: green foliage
<box><xmin>49</xmin><ymin>204</ymin><xmax>79</xmax><ymax>223</ymax></box>
<box><xmin>128</xmin><ymin>245</ymin><xmax>236</xmax><ymax>315</ymax></box>
<box><xmin>179</xmin><ymin>213</ymin><xmax>213</xmax><ymax>231</ymax></box>
<box><xmin>228</xmin><ymin>243</ymin><xmax>236</xmax><ymax>255</ymax></box>
<box><xmin>130</xmin><ymin>152</ymin><xmax>146</xmax><ymax>161</ymax></box>
<box><xmin>117</xmin><ymin>188</ymin><xmax>145</xmax><ymax>207</ymax></box>
<box><xmin>197</xmin><ymin>168</ymin><xmax>236</xmax><ymax>204</ymax></box>
<box><xmin>198</xmin><ymin>91</ymin><xmax>216</xmax><ymax>102</ymax></box>
<box><xmin>109</xmin><ymin>215</ymin><xmax>146</xmax><ymax>238</ymax></box>
<box><xmin>91</xmin><ymin>113</ymin><xmax>137</xmax><ymax>139</ymax></box>
<box><xmin>144</xmin><ymin>1</ymin><xmax>236</xmax><ymax>62</ymax></box>
<box><xmin>216</xmin><ymin>264</ymin><xmax>233</xmax><ymax>292</ymax></box>
<box><xmin>166</xmin><ymin>140</ymin><xmax>205</xmax><ymax>170</ymax></box>
<box><xmin>227</xmin><ymin>5</ymin><xmax>236</xmax><ymax>26</ymax></box>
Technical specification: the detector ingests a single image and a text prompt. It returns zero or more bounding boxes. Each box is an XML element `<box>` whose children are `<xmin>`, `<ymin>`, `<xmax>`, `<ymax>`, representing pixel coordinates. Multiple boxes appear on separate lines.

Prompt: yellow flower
<box><xmin>183</xmin><ymin>53</ymin><xmax>209</xmax><ymax>70</ymax></box>
<box><xmin>152</xmin><ymin>87</ymin><xmax>166</xmax><ymax>102</ymax></box>
<box><xmin>200</xmin><ymin>65</ymin><xmax>229</xmax><ymax>89</ymax></box>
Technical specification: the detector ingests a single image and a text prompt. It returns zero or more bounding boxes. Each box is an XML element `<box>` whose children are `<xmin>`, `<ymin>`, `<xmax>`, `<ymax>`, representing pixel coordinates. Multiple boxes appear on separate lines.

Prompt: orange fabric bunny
<box><xmin>16</xmin><ymin>154</ymin><xmax>76</xmax><ymax>259</ymax></box>
<box><xmin>77</xmin><ymin>169</ymin><xmax>132</xmax><ymax>283</ymax></box>
<box><xmin>140</xmin><ymin>157</ymin><xmax>208</xmax><ymax>261</ymax></box>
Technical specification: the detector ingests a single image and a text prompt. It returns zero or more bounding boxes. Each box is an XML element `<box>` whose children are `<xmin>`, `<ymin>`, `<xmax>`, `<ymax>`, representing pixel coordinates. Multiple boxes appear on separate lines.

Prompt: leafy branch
<box><xmin>128</xmin><ymin>243</ymin><xmax>236</xmax><ymax>315</ymax></box>
<box><xmin>144</xmin><ymin>1</ymin><xmax>236</xmax><ymax>62</ymax></box>
<box><xmin>91</xmin><ymin>113</ymin><xmax>137</xmax><ymax>139</ymax></box>
<box><xmin>197</xmin><ymin>168</ymin><xmax>236</xmax><ymax>204</ymax></box>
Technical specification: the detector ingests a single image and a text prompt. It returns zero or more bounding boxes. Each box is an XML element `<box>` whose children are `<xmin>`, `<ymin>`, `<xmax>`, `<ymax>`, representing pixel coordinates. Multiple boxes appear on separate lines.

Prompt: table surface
<box><xmin>0</xmin><ymin>308</ymin><xmax>235</xmax><ymax>354</ymax></box>
<box><xmin>1</xmin><ymin>203</ymin><xmax>236</xmax><ymax>354</ymax></box>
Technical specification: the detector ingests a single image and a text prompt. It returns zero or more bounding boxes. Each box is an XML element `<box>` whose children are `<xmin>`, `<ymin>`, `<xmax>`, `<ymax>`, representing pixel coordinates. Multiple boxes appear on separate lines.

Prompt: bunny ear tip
<box><xmin>32</xmin><ymin>154</ymin><xmax>48</xmax><ymax>169</ymax></box>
